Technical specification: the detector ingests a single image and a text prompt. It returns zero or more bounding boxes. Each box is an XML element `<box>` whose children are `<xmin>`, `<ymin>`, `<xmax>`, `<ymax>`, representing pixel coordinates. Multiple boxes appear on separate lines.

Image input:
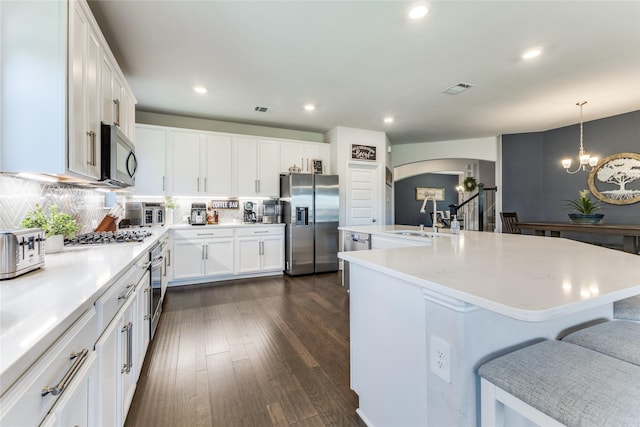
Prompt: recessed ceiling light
<box><xmin>304</xmin><ymin>104</ymin><xmax>316</xmax><ymax>111</ymax></box>
<box><xmin>521</xmin><ymin>48</ymin><xmax>542</xmax><ymax>60</ymax></box>
<box><xmin>409</xmin><ymin>5</ymin><xmax>429</xmax><ymax>20</ymax></box>
<box><xmin>384</xmin><ymin>116</ymin><xmax>394</xmax><ymax>124</ymax></box>
<box><xmin>193</xmin><ymin>86</ymin><xmax>208</xmax><ymax>94</ymax></box>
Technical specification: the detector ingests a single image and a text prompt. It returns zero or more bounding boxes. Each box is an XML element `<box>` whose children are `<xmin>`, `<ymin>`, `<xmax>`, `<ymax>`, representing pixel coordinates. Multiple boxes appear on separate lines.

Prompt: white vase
<box><xmin>45</xmin><ymin>235</ymin><xmax>64</xmax><ymax>253</ymax></box>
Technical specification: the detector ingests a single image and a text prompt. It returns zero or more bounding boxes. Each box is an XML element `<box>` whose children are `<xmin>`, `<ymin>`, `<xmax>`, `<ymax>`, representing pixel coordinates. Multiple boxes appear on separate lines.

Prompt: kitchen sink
<box><xmin>385</xmin><ymin>230</ymin><xmax>451</xmax><ymax>238</ymax></box>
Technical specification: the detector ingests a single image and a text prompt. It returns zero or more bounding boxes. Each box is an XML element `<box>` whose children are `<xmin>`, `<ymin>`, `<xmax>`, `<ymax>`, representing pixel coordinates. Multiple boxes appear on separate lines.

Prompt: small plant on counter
<box><xmin>165</xmin><ymin>196</ymin><xmax>179</xmax><ymax>210</ymax></box>
<box><xmin>21</xmin><ymin>204</ymin><xmax>80</xmax><ymax>238</ymax></box>
<box><xmin>564</xmin><ymin>189</ymin><xmax>602</xmax><ymax>214</ymax></box>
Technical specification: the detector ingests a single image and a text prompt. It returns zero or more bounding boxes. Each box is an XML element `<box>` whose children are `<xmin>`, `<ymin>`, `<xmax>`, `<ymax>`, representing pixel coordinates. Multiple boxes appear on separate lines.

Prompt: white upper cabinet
<box><xmin>202</xmin><ymin>134</ymin><xmax>233</xmax><ymax>197</ymax></box>
<box><xmin>165</xmin><ymin>129</ymin><xmax>233</xmax><ymax>197</ymax></box>
<box><xmin>169</xmin><ymin>130</ymin><xmax>201</xmax><ymax>196</ymax></box>
<box><xmin>280</xmin><ymin>140</ymin><xmax>330</xmax><ymax>174</ymax></box>
<box><xmin>68</xmin><ymin>0</ymin><xmax>101</xmax><ymax>179</ymax></box>
<box><xmin>0</xmin><ymin>0</ymin><xmax>136</xmax><ymax>180</ymax></box>
<box><xmin>234</xmin><ymin>138</ymin><xmax>280</xmax><ymax>197</ymax></box>
<box><xmin>133</xmin><ymin>125</ymin><xmax>167</xmax><ymax>195</ymax></box>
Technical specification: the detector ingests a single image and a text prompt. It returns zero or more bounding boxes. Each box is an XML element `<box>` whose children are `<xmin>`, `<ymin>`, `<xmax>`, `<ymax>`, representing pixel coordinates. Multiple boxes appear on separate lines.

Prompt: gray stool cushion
<box><xmin>478</xmin><ymin>340</ymin><xmax>640</xmax><ymax>427</ymax></box>
<box><xmin>562</xmin><ymin>320</ymin><xmax>640</xmax><ymax>366</ymax></box>
<box><xmin>614</xmin><ymin>295</ymin><xmax>640</xmax><ymax>321</ymax></box>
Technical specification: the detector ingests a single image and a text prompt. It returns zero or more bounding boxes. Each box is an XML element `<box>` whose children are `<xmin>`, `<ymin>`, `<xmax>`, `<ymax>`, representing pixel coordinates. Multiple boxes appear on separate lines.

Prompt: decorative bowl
<box><xmin>568</xmin><ymin>213</ymin><xmax>604</xmax><ymax>225</ymax></box>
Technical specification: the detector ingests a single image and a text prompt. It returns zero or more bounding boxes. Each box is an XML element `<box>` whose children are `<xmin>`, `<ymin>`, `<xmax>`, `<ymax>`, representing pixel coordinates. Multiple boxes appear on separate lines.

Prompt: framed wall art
<box><xmin>415</xmin><ymin>187</ymin><xmax>445</xmax><ymax>201</ymax></box>
<box><xmin>588</xmin><ymin>152</ymin><xmax>640</xmax><ymax>205</ymax></box>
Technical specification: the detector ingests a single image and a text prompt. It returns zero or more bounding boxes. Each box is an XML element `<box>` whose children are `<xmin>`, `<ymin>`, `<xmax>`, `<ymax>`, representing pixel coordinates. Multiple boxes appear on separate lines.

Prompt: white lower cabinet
<box><xmin>0</xmin><ymin>308</ymin><xmax>97</xmax><ymax>426</ymax></box>
<box><xmin>235</xmin><ymin>227</ymin><xmax>284</xmax><ymax>274</ymax></box>
<box><xmin>170</xmin><ymin>226</ymin><xmax>284</xmax><ymax>285</ymax></box>
<box><xmin>172</xmin><ymin>228</ymin><xmax>235</xmax><ymax>281</ymax></box>
<box><xmin>95</xmin><ymin>255</ymin><xmax>149</xmax><ymax>427</ymax></box>
<box><xmin>49</xmin><ymin>351</ymin><xmax>98</xmax><ymax>427</ymax></box>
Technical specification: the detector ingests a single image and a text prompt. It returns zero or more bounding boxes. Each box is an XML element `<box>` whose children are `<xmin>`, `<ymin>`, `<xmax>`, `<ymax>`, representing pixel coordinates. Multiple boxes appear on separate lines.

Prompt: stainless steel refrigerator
<box><xmin>280</xmin><ymin>173</ymin><xmax>339</xmax><ymax>275</ymax></box>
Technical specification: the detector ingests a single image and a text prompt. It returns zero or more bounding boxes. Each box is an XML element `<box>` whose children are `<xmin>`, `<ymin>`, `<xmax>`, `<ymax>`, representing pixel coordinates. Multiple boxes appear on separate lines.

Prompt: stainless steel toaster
<box><xmin>0</xmin><ymin>228</ymin><xmax>45</xmax><ymax>280</ymax></box>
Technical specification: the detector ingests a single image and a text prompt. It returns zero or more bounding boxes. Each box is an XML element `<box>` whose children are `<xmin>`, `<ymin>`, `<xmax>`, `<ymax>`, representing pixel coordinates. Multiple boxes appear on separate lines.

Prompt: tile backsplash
<box><xmin>0</xmin><ymin>175</ymin><xmax>108</xmax><ymax>233</ymax></box>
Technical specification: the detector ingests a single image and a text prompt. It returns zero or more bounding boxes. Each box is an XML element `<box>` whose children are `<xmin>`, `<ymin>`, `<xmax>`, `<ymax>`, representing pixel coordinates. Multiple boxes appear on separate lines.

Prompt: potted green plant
<box><xmin>564</xmin><ymin>189</ymin><xmax>604</xmax><ymax>224</ymax></box>
<box><xmin>165</xmin><ymin>196</ymin><xmax>179</xmax><ymax>225</ymax></box>
<box><xmin>21</xmin><ymin>204</ymin><xmax>80</xmax><ymax>253</ymax></box>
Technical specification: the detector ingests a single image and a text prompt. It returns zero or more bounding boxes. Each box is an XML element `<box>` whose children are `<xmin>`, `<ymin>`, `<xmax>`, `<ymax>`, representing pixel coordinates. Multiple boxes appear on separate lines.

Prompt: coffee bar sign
<box><xmin>211</xmin><ymin>199</ymin><xmax>240</xmax><ymax>209</ymax></box>
<box><xmin>351</xmin><ymin>144</ymin><xmax>377</xmax><ymax>161</ymax></box>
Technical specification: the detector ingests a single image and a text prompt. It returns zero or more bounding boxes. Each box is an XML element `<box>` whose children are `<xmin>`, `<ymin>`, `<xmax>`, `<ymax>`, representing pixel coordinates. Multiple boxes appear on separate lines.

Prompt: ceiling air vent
<box><xmin>442</xmin><ymin>82</ymin><xmax>474</xmax><ymax>95</ymax></box>
<box><xmin>254</xmin><ymin>106</ymin><xmax>271</xmax><ymax>113</ymax></box>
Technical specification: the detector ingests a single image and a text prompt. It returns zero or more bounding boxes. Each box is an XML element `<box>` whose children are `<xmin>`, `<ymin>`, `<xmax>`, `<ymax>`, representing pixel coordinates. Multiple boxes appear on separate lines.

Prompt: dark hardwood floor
<box><xmin>125</xmin><ymin>272</ymin><xmax>363</xmax><ymax>427</ymax></box>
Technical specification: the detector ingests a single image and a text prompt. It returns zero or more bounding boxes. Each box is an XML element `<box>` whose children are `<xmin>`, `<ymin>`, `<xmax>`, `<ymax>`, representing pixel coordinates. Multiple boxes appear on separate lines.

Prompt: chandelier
<box><xmin>561</xmin><ymin>101</ymin><xmax>598</xmax><ymax>174</ymax></box>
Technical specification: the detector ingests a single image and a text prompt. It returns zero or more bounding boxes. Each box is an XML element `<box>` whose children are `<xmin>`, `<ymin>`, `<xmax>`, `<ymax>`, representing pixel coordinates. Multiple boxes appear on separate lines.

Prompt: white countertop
<box><xmin>339</xmin><ymin>227</ymin><xmax>640</xmax><ymax>321</ymax></box>
<box><xmin>171</xmin><ymin>222</ymin><xmax>285</xmax><ymax>229</ymax></box>
<box><xmin>0</xmin><ymin>228</ymin><xmax>168</xmax><ymax>396</ymax></box>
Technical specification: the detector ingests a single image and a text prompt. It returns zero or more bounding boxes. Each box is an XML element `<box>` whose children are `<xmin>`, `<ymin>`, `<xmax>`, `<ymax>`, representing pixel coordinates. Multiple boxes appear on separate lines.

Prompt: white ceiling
<box><xmin>88</xmin><ymin>1</ymin><xmax>640</xmax><ymax>144</ymax></box>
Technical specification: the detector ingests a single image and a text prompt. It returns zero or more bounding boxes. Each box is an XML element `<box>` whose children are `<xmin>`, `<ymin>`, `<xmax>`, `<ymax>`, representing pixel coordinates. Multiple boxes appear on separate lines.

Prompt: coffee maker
<box><xmin>190</xmin><ymin>203</ymin><xmax>207</xmax><ymax>225</ymax></box>
<box><xmin>243</xmin><ymin>201</ymin><xmax>257</xmax><ymax>223</ymax></box>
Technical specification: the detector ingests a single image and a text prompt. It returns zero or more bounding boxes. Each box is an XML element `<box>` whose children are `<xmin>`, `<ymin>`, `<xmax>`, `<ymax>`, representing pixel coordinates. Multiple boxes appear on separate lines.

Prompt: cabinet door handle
<box><xmin>202</xmin><ymin>244</ymin><xmax>205</xmax><ymax>260</ymax></box>
<box><xmin>167</xmin><ymin>249</ymin><xmax>171</xmax><ymax>267</ymax></box>
<box><xmin>254</xmin><ymin>230</ymin><xmax>269</xmax><ymax>234</ymax></box>
<box><xmin>162</xmin><ymin>176</ymin><xmax>165</xmax><ymax>191</ymax></box>
<box><xmin>144</xmin><ymin>286</ymin><xmax>152</xmax><ymax>320</ymax></box>
<box><xmin>205</xmin><ymin>244</ymin><xmax>208</xmax><ymax>259</ymax></box>
<box><xmin>114</xmin><ymin>99</ymin><xmax>121</xmax><ymax>127</ymax></box>
<box><xmin>41</xmin><ymin>349</ymin><xmax>89</xmax><ymax>397</ymax></box>
<box><xmin>204</xmin><ymin>177</ymin><xmax>207</xmax><ymax>192</ymax></box>
<box><xmin>301</xmin><ymin>158</ymin><xmax>304</xmax><ymax>172</ymax></box>
<box><xmin>118</xmin><ymin>283</ymin><xmax>136</xmax><ymax>301</ymax></box>
<box><xmin>86</xmin><ymin>131</ymin><xmax>96</xmax><ymax>166</ymax></box>
<box><xmin>121</xmin><ymin>322</ymin><xmax>133</xmax><ymax>374</ymax></box>
<box><xmin>197</xmin><ymin>177</ymin><xmax>200</xmax><ymax>192</ymax></box>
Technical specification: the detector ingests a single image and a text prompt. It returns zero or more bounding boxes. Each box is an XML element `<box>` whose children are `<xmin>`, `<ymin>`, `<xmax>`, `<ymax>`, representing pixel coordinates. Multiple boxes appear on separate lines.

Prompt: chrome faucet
<box><xmin>419</xmin><ymin>196</ymin><xmax>438</xmax><ymax>233</ymax></box>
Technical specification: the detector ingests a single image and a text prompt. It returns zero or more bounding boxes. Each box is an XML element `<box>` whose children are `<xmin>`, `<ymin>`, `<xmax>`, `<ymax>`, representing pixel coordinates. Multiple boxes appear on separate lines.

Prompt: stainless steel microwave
<box><xmin>101</xmin><ymin>123</ymin><xmax>137</xmax><ymax>187</ymax></box>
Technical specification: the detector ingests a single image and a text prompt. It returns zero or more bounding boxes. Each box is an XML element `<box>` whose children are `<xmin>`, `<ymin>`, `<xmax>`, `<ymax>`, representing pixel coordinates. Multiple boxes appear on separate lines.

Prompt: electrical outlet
<box><xmin>430</xmin><ymin>335</ymin><xmax>452</xmax><ymax>383</ymax></box>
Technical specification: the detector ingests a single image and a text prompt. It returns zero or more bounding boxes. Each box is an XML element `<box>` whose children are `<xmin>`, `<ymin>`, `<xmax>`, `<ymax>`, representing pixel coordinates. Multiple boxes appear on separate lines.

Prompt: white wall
<box><xmin>391</xmin><ymin>136</ymin><xmax>499</xmax><ymax>168</ymax></box>
<box><xmin>326</xmin><ymin>126</ymin><xmax>388</xmax><ymax>226</ymax></box>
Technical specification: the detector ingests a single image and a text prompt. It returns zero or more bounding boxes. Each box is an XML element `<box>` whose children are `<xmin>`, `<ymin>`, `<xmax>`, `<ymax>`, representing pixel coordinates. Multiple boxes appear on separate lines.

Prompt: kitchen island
<box><xmin>338</xmin><ymin>227</ymin><xmax>640</xmax><ymax>426</ymax></box>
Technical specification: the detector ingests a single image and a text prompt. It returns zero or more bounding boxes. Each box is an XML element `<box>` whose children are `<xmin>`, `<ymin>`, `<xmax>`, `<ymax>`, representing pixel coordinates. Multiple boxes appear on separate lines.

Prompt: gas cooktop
<box><xmin>65</xmin><ymin>230</ymin><xmax>153</xmax><ymax>246</ymax></box>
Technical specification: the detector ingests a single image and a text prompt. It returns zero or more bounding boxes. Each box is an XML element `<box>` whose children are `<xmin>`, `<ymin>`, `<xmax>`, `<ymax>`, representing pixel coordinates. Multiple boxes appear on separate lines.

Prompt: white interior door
<box><xmin>347</xmin><ymin>163</ymin><xmax>380</xmax><ymax>226</ymax></box>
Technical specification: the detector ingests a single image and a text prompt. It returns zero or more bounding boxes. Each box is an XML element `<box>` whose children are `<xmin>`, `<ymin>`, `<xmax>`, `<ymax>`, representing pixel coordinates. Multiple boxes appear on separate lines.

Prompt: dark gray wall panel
<box><xmin>394</xmin><ymin>174</ymin><xmax>459</xmax><ymax>226</ymax></box>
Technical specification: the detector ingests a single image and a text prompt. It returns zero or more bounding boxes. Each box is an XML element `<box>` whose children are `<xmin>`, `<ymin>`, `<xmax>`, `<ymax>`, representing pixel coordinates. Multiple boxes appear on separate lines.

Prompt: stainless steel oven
<box><xmin>149</xmin><ymin>241</ymin><xmax>165</xmax><ymax>339</ymax></box>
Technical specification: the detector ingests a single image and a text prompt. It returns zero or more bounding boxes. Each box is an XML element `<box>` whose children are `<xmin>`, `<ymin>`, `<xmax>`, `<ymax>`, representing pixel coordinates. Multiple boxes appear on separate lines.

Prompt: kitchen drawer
<box><xmin>235</xmin><ymin>226</ymin><xmax>283</xmax><ymax>237</ymax></box>
<box><xmin>0</xmin><ymin>308</ymin><xmax>97</xmax><ymax>426</ymax></box>
<box><xmin>95</xmin><ymin>258</ymin><xmax>148</xmax><ymax>332</ymax></box>
<box><xmin>173</xmin><ymin>227</ymin><xmax>234</xmax><ymax>240</ymax></box>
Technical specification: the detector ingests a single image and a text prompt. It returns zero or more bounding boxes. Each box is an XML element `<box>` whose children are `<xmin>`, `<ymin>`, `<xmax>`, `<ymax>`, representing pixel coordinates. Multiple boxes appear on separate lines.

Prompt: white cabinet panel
<box><xmin>172</xmin><ymin>239</ymin><xmax>206</xmax><ymax>280</ymax></box>
<box><xmin>68</xmin><ymin>1</ymin><xmax>101</xmax><ymax>179</ymax></box>
<box><xmin>280</xmin><ymin>141</ymin><xmax>330</xmax><ymax>174</ymax></box>
<box><xmin>234</xmin><ymin>138</ymin><xmax>280</xmax><ymax>197</ymax></box>
<box><xmin>50</xmin><ymin>351</ymin><xmax>98</xmax><ymax>427</ymax></box>
<box><xmin>205</xmin><ymin>238</ymin><xmax>235</xmax><ymax>276</ymax></box>
<box><xmin>203</xmin><ymin>134</ymin><xmax>233</xmax><ymax>196</ymax></box>
<box><xmin>134</xmin><ymin>125</ymin><xmax>167</xmax><ymax>195</ymax></box>
<box><xmin>169</xmin><ymin>130</ymin><xmax>201</xmax><ymax>195</ymax></box>
<box><xmin>261</xmin><ymin>235</ymin><xmax>285</xmax><ymax>271</ymax></box>
<box><xmin>235</xmin><ymin>227</ymin><xmax>284</xmax><ymax>274</ymax></box>
<box><xmin>257</xmin><ymin>140</ymin><xmax>280</xmax><ymax>197</ymax></box>
<box><xmin>234</xmin><ymin>137</ymin><xmax>259</xmax><ymax>196</ymax></box>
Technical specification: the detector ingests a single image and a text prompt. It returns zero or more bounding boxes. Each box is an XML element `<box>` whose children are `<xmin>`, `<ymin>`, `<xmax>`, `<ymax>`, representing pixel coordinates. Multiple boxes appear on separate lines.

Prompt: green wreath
<box><xmin>463</xmin><ymin>177</ymin><xmax>477</xmax><ymax>192</ymax></box>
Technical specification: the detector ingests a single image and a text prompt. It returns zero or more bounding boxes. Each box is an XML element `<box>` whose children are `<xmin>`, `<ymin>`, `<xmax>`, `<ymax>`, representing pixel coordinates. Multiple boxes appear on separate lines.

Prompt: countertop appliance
<box><xmin>190</xmin><ymin>203</ymin><xmax>208</xmax><ymax>225</ymax></box>
<box><xmin>125</xmin><ymin>202</ymin><xmax>165</xmax><ymax>227</ymax></box>
<box><xmin>261</xmin><ymin>200</ymin><xmax>281</xmax><ymax>224</ymax></box>
<box><xmin>0</xmin><ymin>228</ymin><xmax>45</xmax><ymax>279</ymax></box>
<box><xmin>341</xmin><ymin>232</ymin><xmax>371</xmax><ymax>291</ymax></box>
<box><xmin>280</xmin><ymin>173</ymin><xmax>339</xmax><ymax>275</ymax></box>
<box><xmin>101</xmin><ymin>123</ymin><xmax>137</xmax><ymax>187</ymax></box>
<box><xmin>243</xmin><ymin>201</ymin><xmax>257</xmax><ymax>223</ymax></box>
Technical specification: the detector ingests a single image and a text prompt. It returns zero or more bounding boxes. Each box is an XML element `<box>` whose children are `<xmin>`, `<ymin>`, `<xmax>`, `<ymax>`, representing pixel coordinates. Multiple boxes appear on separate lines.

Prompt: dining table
<box><xmin>516</xmin><ymin>221</ymin><xmax>640</xmax><ymax>254</ymax></box>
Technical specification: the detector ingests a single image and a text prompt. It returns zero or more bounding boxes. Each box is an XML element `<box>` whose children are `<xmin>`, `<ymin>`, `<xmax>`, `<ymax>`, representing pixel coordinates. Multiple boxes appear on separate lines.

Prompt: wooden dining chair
<box><xmin>500</xmin><ymin>212</ymin><xmax>521</xmax><ymax>234</ymax></box>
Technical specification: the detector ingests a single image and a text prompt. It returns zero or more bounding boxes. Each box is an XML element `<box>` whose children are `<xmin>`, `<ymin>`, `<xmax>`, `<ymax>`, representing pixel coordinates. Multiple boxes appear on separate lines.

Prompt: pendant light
<box><xmin>561</xmin><ymin>101</ymin><xmax>598</xmax><ymax>174</ymax></box>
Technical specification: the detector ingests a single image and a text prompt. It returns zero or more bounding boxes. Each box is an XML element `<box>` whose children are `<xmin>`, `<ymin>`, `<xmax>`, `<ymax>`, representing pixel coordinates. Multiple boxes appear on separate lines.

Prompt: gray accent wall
<box><xmin>394</xmin><ymin>174</ymin><xmax>459</xmax><ymax>226</ymax></box>
<box><xmin>502</xmin><ymin>109</ymin><xmax>640</xmax><ymax>246</ymax></box>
